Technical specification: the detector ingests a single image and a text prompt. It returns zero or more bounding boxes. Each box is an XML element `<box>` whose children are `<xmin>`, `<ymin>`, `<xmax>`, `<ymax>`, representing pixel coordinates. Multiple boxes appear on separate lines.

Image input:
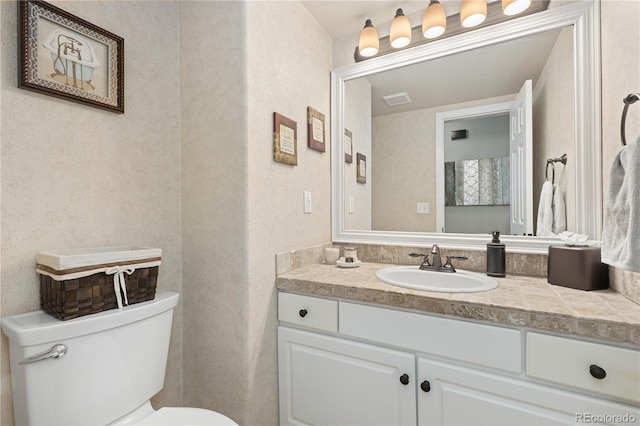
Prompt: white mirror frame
<box><xmin>331</xmin><ymin>1</ymin><xmax>600</xmax><ymax>254</ymax></box>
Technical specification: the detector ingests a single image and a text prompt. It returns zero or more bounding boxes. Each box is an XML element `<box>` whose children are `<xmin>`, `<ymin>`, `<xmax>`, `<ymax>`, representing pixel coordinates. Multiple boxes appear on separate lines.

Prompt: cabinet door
<box><xmin>278</xmin><ymin>326</ymin><xmax>416</xmax><ymax>426</ymax></box>
<box><xmin>418</xmin><ymin>358</ymin><xmax>639</xmax><ymax>426</ymax></box>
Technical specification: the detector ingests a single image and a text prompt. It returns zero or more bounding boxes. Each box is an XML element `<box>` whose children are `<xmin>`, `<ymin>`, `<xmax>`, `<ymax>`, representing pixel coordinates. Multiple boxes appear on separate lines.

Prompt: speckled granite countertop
<box><xmin>276</xmin><ymin>262</ymin><xmax>640</xmax><ymax>346</ymax></box>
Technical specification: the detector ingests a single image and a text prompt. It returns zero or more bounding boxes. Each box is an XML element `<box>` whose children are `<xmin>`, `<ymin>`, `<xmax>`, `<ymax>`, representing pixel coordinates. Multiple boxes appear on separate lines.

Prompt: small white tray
<box><xmin>336</xmin><ymin>258</ymin><xmax>361</xmax><ymax>268</ymax></box>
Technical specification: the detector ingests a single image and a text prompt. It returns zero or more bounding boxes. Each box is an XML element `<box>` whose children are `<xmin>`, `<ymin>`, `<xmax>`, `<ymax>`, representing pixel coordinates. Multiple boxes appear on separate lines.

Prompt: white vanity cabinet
<box><xmin>278</xmin><ymin>327</ymin><xmax>417</xmax><ymax>425</ymax></box>
<box><xmin>277</xmin><ymin>292</ymin><xmax>640</xmax><ymax>426</ymax></box>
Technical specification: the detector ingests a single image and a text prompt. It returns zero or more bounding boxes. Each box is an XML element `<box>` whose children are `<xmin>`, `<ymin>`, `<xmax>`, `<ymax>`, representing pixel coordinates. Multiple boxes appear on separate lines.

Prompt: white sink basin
<box><xmin>375</xmin><ymin>266</ymin><xmax>498</xmax><ymax>293</ymax></box>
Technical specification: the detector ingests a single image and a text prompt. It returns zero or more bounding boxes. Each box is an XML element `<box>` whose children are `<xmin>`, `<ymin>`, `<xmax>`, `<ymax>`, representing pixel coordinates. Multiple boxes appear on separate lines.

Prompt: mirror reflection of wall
<box><xmin>344</xmin><ymin>78</ymin><xmax>372</xmax><ymax>231</ymax></box>
<box><xmin>344</xmin><ymin>25</ymin><xmax>575</xmax><ymax>235</ymax></box>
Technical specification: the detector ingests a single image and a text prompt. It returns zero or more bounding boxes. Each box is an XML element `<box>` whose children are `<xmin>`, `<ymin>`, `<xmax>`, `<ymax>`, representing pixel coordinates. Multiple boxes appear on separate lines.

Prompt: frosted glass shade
<box><xmin>358</xmin><ymin>20</ymin><xmax>379</xmax><ymax>57</ymax></box>
<box><xmin>503</xmin><ymin>0</ymin><xmax>532</xmax><ymax>15</ymax></box>
<box><xmin>461</xmin><ymin>0</ymin><xmax>487</xmax><ymax>27</ymax></box>
<box><xmin>422</xmin><ymin>0</ymin><xmax>446</xmax><ymax>39</ymax></box>
<box><xmin>390</xmin><ymin>9</ymin><xmax>411</xmax><ymax>48</ymax></box>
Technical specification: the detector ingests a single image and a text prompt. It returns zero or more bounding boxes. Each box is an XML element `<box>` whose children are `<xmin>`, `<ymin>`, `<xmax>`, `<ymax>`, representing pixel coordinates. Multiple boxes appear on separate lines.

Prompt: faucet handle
<box><xmin>409</xmin><ymin>252</ymin><xmax>428</xmax><ymax>257</ymax></box>
<box><xmin>444</xmin><ymin>255</ymin><xmax>468</xmax><ymax>272</ymax></box>
<box><xmin>446</xmin><ymin>255</ymin><xmax>468</xmax><ymax>261</ymax></box>
<box><xmin>409</xmin><ymin>252</ymin><xmax>430</xmax><ymax>266</ymax></box>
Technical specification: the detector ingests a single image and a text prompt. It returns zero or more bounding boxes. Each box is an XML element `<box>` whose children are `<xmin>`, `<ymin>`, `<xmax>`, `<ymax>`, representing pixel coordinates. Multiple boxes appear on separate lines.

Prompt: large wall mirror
<box><xmin>331</xmin><ymin>1</ymin><xmax>600</xmax><ymax>253</ymax></box>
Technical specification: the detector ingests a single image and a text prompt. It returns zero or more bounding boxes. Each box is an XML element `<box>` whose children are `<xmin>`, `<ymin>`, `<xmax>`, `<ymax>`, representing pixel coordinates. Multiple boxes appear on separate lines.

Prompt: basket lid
<box><xmin>36</xmin><ymin>246</ymin><xmax>161</xmax><ymax>271</ymax></box>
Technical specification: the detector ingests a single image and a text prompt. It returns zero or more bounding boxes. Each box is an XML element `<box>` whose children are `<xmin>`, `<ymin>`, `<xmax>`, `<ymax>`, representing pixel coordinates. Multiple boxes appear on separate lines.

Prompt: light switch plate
<box><xmin>417</xmin><ymin>202</ymin><xmax>429</xmax><ymax>214</ymax></box>
<box><xmin>303</xmin><ymin>191</ymin><xmax>312</xmax><ymax>213</ymax></box>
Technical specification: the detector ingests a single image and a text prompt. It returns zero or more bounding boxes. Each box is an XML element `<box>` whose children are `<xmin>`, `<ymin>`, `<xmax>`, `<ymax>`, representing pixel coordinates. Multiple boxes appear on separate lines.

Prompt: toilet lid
<box><xmin>136</xmin><ymin>407</ymin><xmax>238</xmax><ymax>426</ymax></box>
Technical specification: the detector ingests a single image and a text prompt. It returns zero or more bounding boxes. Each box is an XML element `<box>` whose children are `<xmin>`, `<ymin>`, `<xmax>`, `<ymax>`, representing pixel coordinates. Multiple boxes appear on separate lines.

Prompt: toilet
<box><xmin>1</xmin><ymin>291</ymin><xmax>237</xmax><ymax>426</ymax></box>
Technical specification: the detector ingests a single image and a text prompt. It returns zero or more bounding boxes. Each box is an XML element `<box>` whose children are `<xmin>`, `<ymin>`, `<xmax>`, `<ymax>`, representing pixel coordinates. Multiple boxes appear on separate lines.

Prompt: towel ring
<box><xmin>545</xmin><ymin>162</ymin><xmax>555</xmax><ymax>183</ymax></box>
<box><xmin>621</xmin><ymin>93</ymin><xmax>640</xmax><ymax>146</ymax></box>
<box><xmin>545</xmin><ymin>154</ymin><xmax>567</xmax><ymax>183</ymax></box>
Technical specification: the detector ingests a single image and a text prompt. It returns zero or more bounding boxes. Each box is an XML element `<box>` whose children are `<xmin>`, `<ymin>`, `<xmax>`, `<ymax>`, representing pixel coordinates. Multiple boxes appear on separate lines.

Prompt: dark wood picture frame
<box><xmin>357</xmin><ymin>153</ymin><xmax>367</xmax><ymax>184</ymax></box>
<box><xmin>307</xmin><ymin>107</ymin><xmax>325</xmax><ymax>152</ymax></box>
<box><xmin>18</xmin><ymin>0</ymin><xmax>125</xmax><ymax>113</ymax></box>
<box><xmin>273</xmin><ymin>112</ymin><xmax>298</xmax><ymax>166</ymax></box>
<box><xmin>18</xmin><ymin>0</ymin><xmax>124</xmax><ymax>114</ymax></box>
<box><xmin>344</xmin><ymin>128</ymin><xmax>353</xmax><ymax>163</ymax></box>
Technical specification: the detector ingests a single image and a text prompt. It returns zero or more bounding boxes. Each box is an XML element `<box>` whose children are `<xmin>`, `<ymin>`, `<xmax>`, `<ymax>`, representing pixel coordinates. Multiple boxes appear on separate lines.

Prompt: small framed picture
<box><xmin>18</xmin><ymin>0</ymin><xmax>125</xmax><ymax>113</ymax></box>
<box><xmin>307</xmin><ymin>107</ymin><xmax>325</xmax><ymax>152</ymax></box>
<box><xmin>273</xmin><ymin>112</ymin><xmax>297</xmax><ymax>166</ymax></box>
<box><xmin>344</xmin><ymin>128</ymin><xmax>353</xmax><ymax>163</ymax></box>
<box><xmin>357</xmin><ymin>153</ymin><xmax>366</xmax><ymax>184</ymax></box>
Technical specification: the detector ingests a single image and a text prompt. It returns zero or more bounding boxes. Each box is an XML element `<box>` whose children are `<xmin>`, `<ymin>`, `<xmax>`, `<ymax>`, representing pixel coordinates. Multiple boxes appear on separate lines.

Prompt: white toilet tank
<box><xmin>1</xmin><ymin>290</ymin><xmax>180</xmax><ymax>426</ymax></box>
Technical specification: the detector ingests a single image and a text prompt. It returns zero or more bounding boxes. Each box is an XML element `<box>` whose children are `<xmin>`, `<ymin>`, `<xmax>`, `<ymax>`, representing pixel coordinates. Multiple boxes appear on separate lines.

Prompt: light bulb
<box><xmin>461</xmin><ymin>0</ymin><xmax>487</xmax><ymax>28</ymax></box>
<box><xmin>422</xmin><ymin>0</ymin><xmax>446</xmax><ymax>39</ymax></box>
<box><xmin>390</xmin><ymin>9</ymin><xmax>412</xmax><ymax>48</ymax></box>
<box><xmin>358</xmin><ymin>19</ymin><xmax>379</xmax><ymax>57</ymax></box>
<box><xmin>503</xmin><ymin>0</ymin><xmax>531</xmax><ymax>16</ymax></box>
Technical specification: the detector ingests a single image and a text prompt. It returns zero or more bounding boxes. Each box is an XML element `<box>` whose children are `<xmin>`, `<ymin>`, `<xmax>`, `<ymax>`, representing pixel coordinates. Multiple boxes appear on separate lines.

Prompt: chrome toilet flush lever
<box><xmin>19</xmin><ymin>344</ymin><xmax>67</xmax><ymax>365</ymax></box>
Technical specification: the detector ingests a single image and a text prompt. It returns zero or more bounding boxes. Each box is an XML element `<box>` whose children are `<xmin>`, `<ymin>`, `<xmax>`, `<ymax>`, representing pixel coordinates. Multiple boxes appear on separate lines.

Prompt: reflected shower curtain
<box><xmin>445</xmin><ymin>157</ymin><xmax>510</xmax><ymax>206</ymax></box>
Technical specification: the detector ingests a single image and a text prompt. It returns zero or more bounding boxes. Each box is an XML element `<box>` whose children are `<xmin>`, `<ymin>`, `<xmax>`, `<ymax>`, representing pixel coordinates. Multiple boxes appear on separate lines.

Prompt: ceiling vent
<box><xmin>382</xmin><ymin>92</ymin><xmax>412</xmax><ymax>107</ymax></box>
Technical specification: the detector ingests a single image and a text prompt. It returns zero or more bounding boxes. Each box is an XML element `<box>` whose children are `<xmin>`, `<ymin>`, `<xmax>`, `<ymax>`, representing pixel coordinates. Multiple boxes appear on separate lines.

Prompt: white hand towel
<box><xmin>552</xmin><ymin>183</ymin><xmax>566</xmax><ymax>234</ymax></box>
<box><xmin>602</xmin><ymin>137</ymin><xmax>640</xmax><ymax>272</ymax></box>
<box><xmin>536</xmin><ymin>180</ymin><xmax>555</xmax><ymax>236</ymax></box>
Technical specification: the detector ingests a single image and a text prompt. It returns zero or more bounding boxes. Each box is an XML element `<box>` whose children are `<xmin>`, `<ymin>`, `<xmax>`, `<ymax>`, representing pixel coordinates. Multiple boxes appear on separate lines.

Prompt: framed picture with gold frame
<box><xmin>357</xmin><ymin>153</ymin><xmax>366</xmax><ymax>184</ymax></box>
<box><xmin>307</xmin><ymin>107</ymin><xmax>325</xmax><ymax>152</ymax></box>
<box><xmin>273</xmin><ymin>112</ymin><xmax>297</xmax><ymax>166</ymax></box>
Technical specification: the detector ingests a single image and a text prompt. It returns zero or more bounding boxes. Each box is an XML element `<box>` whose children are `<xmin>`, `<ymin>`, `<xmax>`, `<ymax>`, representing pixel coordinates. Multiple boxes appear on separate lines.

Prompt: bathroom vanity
<box><xmin>276</xmin><ymin>263</ymin><xmax>640</xmax><ymax>426</ymax></box>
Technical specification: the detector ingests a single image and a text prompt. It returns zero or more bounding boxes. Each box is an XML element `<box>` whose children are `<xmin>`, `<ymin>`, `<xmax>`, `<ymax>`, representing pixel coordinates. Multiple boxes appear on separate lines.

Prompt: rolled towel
<box><xmin>601</xmin><ymin>136</ymin><xmax>640</xmax><ymax>272</ymax></box>
<box><xmin>536</xmin><ymin>180</ymin><xmax>554</xmax><ymax>236</ymax></box>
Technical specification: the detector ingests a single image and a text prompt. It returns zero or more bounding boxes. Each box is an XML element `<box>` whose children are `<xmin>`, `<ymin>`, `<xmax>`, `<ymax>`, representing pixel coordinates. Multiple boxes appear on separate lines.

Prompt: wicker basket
<box><xmin>36</xmin><ymin>246</ymin><xmax>161</xmax><ymax>321</ymax></box>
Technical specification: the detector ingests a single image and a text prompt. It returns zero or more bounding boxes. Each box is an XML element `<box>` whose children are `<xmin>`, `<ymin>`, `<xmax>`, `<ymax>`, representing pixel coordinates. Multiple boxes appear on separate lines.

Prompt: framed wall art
<box><xmin>18</xmin><ymin>0</ymin><xmax>125</xmax><ymax>113</ymax></box>
<box><xmin>344</xmin><ymin>128</ymin><xmax>353</xmax><ymax>163</ymax></box>
<box><xmin>307</xmin><ymin>106</ymin><xmax>325</xmax><ymax>152</ymax></box>
<box><xmin>357</xmin><ymin>153</ymin><xmax>366</xmax><ymax>184</ymax></box>
<box><xmin>273</xmin><ymin>112</ymin><xmax>297</xmax><ymax>166</ymax></box>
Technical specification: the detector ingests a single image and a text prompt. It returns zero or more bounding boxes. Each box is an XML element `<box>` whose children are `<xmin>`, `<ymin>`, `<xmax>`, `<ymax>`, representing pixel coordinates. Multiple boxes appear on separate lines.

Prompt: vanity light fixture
<box><xmin>353</xmin><ymin>0</ymin><xmax>548</xmax><ymax>62</ymax></box>
<box><xmin>503</xmin><ymin>0</ymin><xmax>532</xmax><ymax>15</ymax></box>
<box><xmin>358</xmin><ymin>19</ymin><xmax>379</xmax><ymax>57</ymax></box>
<box><xmin>390</xmin><ymin>8</ymin><xmax>412</xmax><ymax>48</ymax></box>
<box><xmin>461</xmin><ymin>0</ymin><xmax>488</xmax><ymax>28</ymax></box>
<box><xmin>422</xmin><ymin>0</ymin><xmax>447</xmax><ymax>39</ymax></box>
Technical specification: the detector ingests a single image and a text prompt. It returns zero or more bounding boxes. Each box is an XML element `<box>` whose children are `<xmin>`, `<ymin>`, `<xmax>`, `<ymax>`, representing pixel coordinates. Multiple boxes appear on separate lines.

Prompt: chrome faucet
<box><xmin>430</xmin><ymin>244</ymin><xmax>443</xmax><ymax>268</ymax></box>
<box><xmin>409</xmin><ymin>244</ymin><xmax>468</xmax><ymax>273</ymax></box>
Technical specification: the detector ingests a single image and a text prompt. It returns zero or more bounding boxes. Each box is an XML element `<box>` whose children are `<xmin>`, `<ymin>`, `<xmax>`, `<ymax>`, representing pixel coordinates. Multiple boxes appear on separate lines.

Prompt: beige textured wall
<box><xmin>180</xmin><ymin>1</ymin><xmax>249</xmax><ymax>422</ymax></box>
<box><xmin>181</xmin><ymin>1</ymin><xmax>332</xmax><ymax>424</ymax></box>
<box><xmin>245</xmin><ymin>2</ymin><xmax>332</xmax><ymax>423</ymax></box>
<box><xmin>532</xmin><ymin>26</ymin><xmax>575</xmax><ymax>234</ymax></box>
<box><xmin>0</xmin><ymin>1</ymin><xmax>183</xmax><ymax>424</ymax></box>
<box><xmin>601</xmin><ymin>0</ymin><xmax>640</xmax><ymax>301</ymax></box>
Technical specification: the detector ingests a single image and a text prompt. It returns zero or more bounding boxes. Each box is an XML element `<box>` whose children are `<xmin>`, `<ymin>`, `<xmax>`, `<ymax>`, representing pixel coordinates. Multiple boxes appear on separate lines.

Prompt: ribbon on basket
<box><xmin>105</xmin><ymin>266</ymin><xmax>135</xmax><ymax>310</ymax></box>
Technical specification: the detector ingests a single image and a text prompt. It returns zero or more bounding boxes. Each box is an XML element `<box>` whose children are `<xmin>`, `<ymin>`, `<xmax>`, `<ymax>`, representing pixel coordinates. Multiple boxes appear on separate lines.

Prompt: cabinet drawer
<box><xmin>340</xmin><ymin>302</ymin><xmax>521</xmax><ymax>373</ymax></box>
<box><xmin>278</xmin><ymin>292</ymin><xmax>338</xmax><ymax>333</ymax></box>
<box><xmin>526</xmin><ymin>332</ymin><xmax>640</xmax><ymax>403</ymax></box>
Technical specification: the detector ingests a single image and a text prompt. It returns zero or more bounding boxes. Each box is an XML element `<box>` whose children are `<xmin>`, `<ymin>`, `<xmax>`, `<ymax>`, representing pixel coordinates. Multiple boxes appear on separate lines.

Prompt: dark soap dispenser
<box><xmin>487</xmin><ymin>230</ymin><xmax>506</xmax><ymax>277</ymax></box>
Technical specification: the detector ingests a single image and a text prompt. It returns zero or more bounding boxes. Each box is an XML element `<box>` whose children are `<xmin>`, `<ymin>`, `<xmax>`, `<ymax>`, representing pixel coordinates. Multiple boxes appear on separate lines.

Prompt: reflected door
<box><xmin>509</xmin><ymin>79</ymin><xmax>533</xmax><ymax>235</ymax></box>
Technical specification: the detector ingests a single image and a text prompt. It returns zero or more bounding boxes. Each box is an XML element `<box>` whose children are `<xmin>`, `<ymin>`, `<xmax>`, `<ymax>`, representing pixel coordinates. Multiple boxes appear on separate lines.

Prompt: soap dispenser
<box><xmin>486</xmin><ymin>230</ymin><xmax>506</xmax><ymax>277</ymax></box>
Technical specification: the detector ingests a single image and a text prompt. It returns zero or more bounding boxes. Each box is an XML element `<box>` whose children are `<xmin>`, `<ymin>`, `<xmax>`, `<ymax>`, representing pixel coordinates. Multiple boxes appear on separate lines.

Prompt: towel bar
<box><xmin>621</xmin><ymin>93</ymin><xmax>640</xmax><ymax>146</ymax></box>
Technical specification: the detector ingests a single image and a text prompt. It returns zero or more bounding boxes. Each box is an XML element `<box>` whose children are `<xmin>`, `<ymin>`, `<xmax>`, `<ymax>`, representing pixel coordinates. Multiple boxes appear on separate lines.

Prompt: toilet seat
<box><xmin>136</xmin><ymin>407</ymin><xmax>238</xmax><ymax>425</ymax></box>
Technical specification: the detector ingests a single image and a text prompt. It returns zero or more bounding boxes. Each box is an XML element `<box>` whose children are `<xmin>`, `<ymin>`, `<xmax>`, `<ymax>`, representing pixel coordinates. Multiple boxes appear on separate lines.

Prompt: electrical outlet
<box><xmin>417</xmin><ymin>202</ymin><xmax>429</xmax><ymax>214</ymax></box>
<box><xmin>303</xmin><ymin>191</ymin><xmax>312</xmax><ymax>213</ymax></box>
<box><xmin>348</xmin><ymin>196</ymin><xmax>355</xmax><ymax>214</ymax></box>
